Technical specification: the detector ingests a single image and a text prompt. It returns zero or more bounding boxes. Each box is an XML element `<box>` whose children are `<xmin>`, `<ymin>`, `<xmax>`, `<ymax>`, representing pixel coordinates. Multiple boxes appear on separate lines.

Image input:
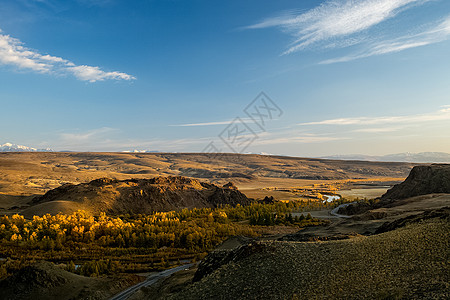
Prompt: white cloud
<box><xmin>440</xmin><ymin>105</ymin><xmax>450</xmax><ymax>113</ymax></box>
<box><xmin>321</xmin><ymin>16</ymin><xmax>450</xmax><ymax>64</ymax></box>
<box><xmin>69</xmin><ymin>65</ymin><xmax>134</xmax><ymax>82</ymax></box>
<box><xmin>298</xmin><ymin>106</ymin><xmax>450</xmax><ymax>126</ymax></box>
<box><xmin>0</xmin><ymin>29</ymin><xmax>135</xmax><ymax>82</ymax></box>
<box><xmin>247</xmin><ymin>0</ymin><xmax>430</xmax><ymax>55</ymax></box>
<box><xmin>0</xmin><ymin>32</ymin><xmax>51</xmax><ymax>72</ymax></box>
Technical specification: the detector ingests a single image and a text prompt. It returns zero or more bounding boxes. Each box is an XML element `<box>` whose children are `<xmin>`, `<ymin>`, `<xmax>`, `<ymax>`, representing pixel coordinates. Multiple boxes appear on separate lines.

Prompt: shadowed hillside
<box><xmin>381</xmin><ymin>164</ymin><xmax>450</xmax><ymax>200</ymax></box>
<box><xmin>0</xmin><ymin>261</ymin><xmax>141</xmax><ymax>300</ymax></box>
<box><xmin>167</xmin><ymin>219</ymin><xmax>449</xmax><ymax>300</ymax></box>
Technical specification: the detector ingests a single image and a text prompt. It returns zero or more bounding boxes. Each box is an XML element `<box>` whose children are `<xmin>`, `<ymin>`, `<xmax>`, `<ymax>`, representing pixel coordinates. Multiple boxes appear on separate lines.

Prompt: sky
<box><xmin>0</xmin><ymin>0</ymin><xmax>449</xmax><ymax>156</ymax></box>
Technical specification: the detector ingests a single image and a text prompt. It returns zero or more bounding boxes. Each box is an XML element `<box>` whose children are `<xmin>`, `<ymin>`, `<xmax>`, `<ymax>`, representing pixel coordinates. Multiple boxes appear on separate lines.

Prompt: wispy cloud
<box><xmin>0</xmin><ymin>29</ymin><xmax>135</xmax><ymax>82</ymax></box>
<box><xmin>298</xmin><ymin>106</ymin><xmax>450</xmax><ymax>126</ymax></box>
<box><xmin>60</xmin><ymin>127</ymin><xmax>118</xmax><ymax>143</ymax></box>
<box><xmin>247</xmin><ymin>0</ymin><xmax>431</xmax><ymax>55</ymax></box>
<box><xmin>170</xmin><ymin>118</ymin><xmax>253</xmax><ymax>127</ymax></box>
<box><xmin>353</xmin><ymin>127</ymin><xmax>403</xmax><ymax>133</ymax></box>
<box><xmin>56</xmin><ymin>128</ymin><xmax>214</xmax><ymax>152</ymax></box>
<box><xmin>321</xmin><ymin>16</ymin><xmax>450</xmax><ymax>64</ymax></box>
<box><xmin>254</xmin><ymin>135</ymin><xmax>345</xmax><ymax>145</ymax></box>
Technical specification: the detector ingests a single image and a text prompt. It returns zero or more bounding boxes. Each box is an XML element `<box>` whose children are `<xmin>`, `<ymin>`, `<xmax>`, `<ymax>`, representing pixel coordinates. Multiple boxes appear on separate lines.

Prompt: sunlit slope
<box><xmin>26</xmin><ymin>177</ymin><xmax>251</xmax><ymax>215</ymax></box>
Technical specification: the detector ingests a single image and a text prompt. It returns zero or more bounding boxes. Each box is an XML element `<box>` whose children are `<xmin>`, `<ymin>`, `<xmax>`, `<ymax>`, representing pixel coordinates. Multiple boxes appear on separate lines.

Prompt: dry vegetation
<box><xmin>0</xmin><ymin>152</ymin><xmax>412</xmax><ymax>215</ymax></box>
<box><xmin>0</xmin><ymin>152</ymin><xmax>413</xmax><ymax>195</ymax></box>
<box><xmin>166</xmin><ymin>219</ymin><xmax>449</xmax><ymax>300</ymax></box>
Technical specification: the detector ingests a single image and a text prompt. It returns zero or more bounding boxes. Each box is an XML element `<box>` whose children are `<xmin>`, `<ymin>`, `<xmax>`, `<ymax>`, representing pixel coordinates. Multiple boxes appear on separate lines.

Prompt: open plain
<box><xmin>0</xmin><ymin>152</ymin><xmax>413</xmax><ymax>215</ymax></box>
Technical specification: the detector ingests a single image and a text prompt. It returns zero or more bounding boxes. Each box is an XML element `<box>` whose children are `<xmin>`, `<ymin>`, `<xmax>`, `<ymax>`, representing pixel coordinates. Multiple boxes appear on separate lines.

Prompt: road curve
<box><xmin>330</xmin><ymin>202</ymin><xmax>356</xmax><ymax>218</ymax></box>
<box><xmin>109</xmin><ymin>263</ymin><xmax>194</xmax><ymax>300</ymax></box>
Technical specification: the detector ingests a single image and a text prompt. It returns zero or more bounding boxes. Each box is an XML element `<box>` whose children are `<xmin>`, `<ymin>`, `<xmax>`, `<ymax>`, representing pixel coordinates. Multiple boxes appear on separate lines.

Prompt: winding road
<box><xmin>330</xmin><ymin>202</ymin><xmax>356</xmax><ymax>218</ymax></box>
<box><xmin>109</xmin><ymin>263</ymin><xmax>194</xmax><ymax>300</ymax></box>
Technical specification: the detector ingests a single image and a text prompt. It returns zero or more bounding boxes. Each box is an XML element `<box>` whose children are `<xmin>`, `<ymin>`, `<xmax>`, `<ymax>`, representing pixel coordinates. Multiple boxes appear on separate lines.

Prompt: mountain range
<box><xmin>0</xmin><ymin>143</ymin><xmax>53</xmax><ymax>152</ymax></box>
<box><xmin>321</xmin><ymin>152</ymin><xmax>450</xmax><ymax>163</ymax></box>
<box><xmin>122</xmin><ymin>149</ymin><xmax>160</xmax><ymax>153</ymax></box>
<box><xmin>1</xmin><ymin>142</ymin><xmax>448</xmax><ymax>163</ymax></box>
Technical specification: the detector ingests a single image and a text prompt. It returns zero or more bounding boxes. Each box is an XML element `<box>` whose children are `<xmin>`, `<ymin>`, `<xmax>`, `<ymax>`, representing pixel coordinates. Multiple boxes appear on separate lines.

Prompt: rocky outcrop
<box><xmin>338</xmin><ymin>164</ymin><xmax>450</xmax><ymax>216</ymax></box>
<box><xmin>259</xmin><ymin>196</ymin><xmax>275</xmax><ymax>204</ymax></box>
<box><xmin>193</xmin><ymin>241</ymin><xmax>272</xmax><ymax>282</ymax></box>
<box><xmin>30</xmin><ymin>176</ymin><xmax>252</xmax><ymax>214</ymax></box>
<box><xmin>222</xmin><ymin>182</ymin><xmax>237</xmax><ymax>190</ymax></box>
<box><xmin>381</xmin><ymin>164</ymin><xmax>450</xmax><ymax>200</ymax></box>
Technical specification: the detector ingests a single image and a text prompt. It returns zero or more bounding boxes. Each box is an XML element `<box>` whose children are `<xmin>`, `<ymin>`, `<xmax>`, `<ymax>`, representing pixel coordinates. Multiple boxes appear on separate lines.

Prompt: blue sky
<box><xmin>1</xmin><ymin>0</ymin><xmax>449</xmax><ymax>156</ymax></box>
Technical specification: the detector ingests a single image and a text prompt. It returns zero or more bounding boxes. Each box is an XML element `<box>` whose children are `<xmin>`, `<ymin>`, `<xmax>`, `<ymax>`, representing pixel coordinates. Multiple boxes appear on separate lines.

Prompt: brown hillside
<box><xmin>0</xmin><ymin>152</ymin><xmax>414</xmax><ymax>214</ymax></box>
<box><xmin>29</xmin><ymin>176</ymin><xmax>251</xmax><ymax>215</ymax></box>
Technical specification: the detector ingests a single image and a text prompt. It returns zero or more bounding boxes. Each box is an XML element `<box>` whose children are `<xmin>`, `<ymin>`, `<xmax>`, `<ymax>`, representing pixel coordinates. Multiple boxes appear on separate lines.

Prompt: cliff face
<box><xmin>30</xmin><ymin>176</ymin><xmax>251</xmax><ymax>214</ymax></box>
<box><xmin>337</xmin><ymin>164</ymin><xmax>450</xmax><ymax>216</ymax></box>
<box><xmin>381</xmin><ymin>164</ymin><xmax>450</xmax><ymax>200</ymax></box>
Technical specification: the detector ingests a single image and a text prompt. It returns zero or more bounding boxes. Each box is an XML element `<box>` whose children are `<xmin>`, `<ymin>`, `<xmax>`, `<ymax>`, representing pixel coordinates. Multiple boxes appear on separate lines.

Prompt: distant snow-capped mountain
<box><xmin>0</xmin><ymin>143</ymin><xmax>53</xmax><ymax>152</ymax></box>
<box><xmin>322</xmin><ymin>152</ymin><xmax>450</xmax><ymax>163</ymax></box>
<box><xmin>122</xmin><ymin>149</ymin><xmax>160</xmax><ymax>153</ymax></box>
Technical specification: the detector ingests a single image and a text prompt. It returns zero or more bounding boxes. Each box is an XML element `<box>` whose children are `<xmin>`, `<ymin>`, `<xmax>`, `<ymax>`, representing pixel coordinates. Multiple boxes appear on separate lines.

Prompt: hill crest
<box><xmin>29</xmin><ymin>176</ymin><xmax>251</xmax><ymax>215</ymax></box>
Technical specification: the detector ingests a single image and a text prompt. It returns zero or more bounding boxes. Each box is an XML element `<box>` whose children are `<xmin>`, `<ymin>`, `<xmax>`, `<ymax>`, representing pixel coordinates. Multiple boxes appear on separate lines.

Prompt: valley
<box><xmin>0</xmin><ymin>152</ymin><xmax>412</xmax><ymax>215</ymax></box>
<box><xmin>0</xmin><ymin>153</ymin><xmax>448</xmax><ymax>299</ymax></box>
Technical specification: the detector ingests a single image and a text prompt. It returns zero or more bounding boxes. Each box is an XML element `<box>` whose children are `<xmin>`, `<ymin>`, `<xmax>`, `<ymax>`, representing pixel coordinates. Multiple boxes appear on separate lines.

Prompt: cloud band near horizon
<box><xmin>298</xmin><ymin>106</ymin><xmax>450</xmax><ymax>126</ymax></box>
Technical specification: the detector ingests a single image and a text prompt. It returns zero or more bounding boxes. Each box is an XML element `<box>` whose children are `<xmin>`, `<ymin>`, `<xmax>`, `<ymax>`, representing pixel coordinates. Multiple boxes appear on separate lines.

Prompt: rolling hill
<box><xmin>26</xmin><ymin>176</ymin><xmax>251</xmax><ymax>216</ymax></box>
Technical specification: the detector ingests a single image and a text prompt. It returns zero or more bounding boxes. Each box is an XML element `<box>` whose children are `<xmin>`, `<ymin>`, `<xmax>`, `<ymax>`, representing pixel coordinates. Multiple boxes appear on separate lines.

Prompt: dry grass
<box><xmin>0</xmin><ymin>152</ymin><xmax>413</xmax><ymax>214</ymax></box>
<box><xmin>168</xmin><ymin>219</ymin><xmax>449</xmax><ymax>300</ymax></box>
